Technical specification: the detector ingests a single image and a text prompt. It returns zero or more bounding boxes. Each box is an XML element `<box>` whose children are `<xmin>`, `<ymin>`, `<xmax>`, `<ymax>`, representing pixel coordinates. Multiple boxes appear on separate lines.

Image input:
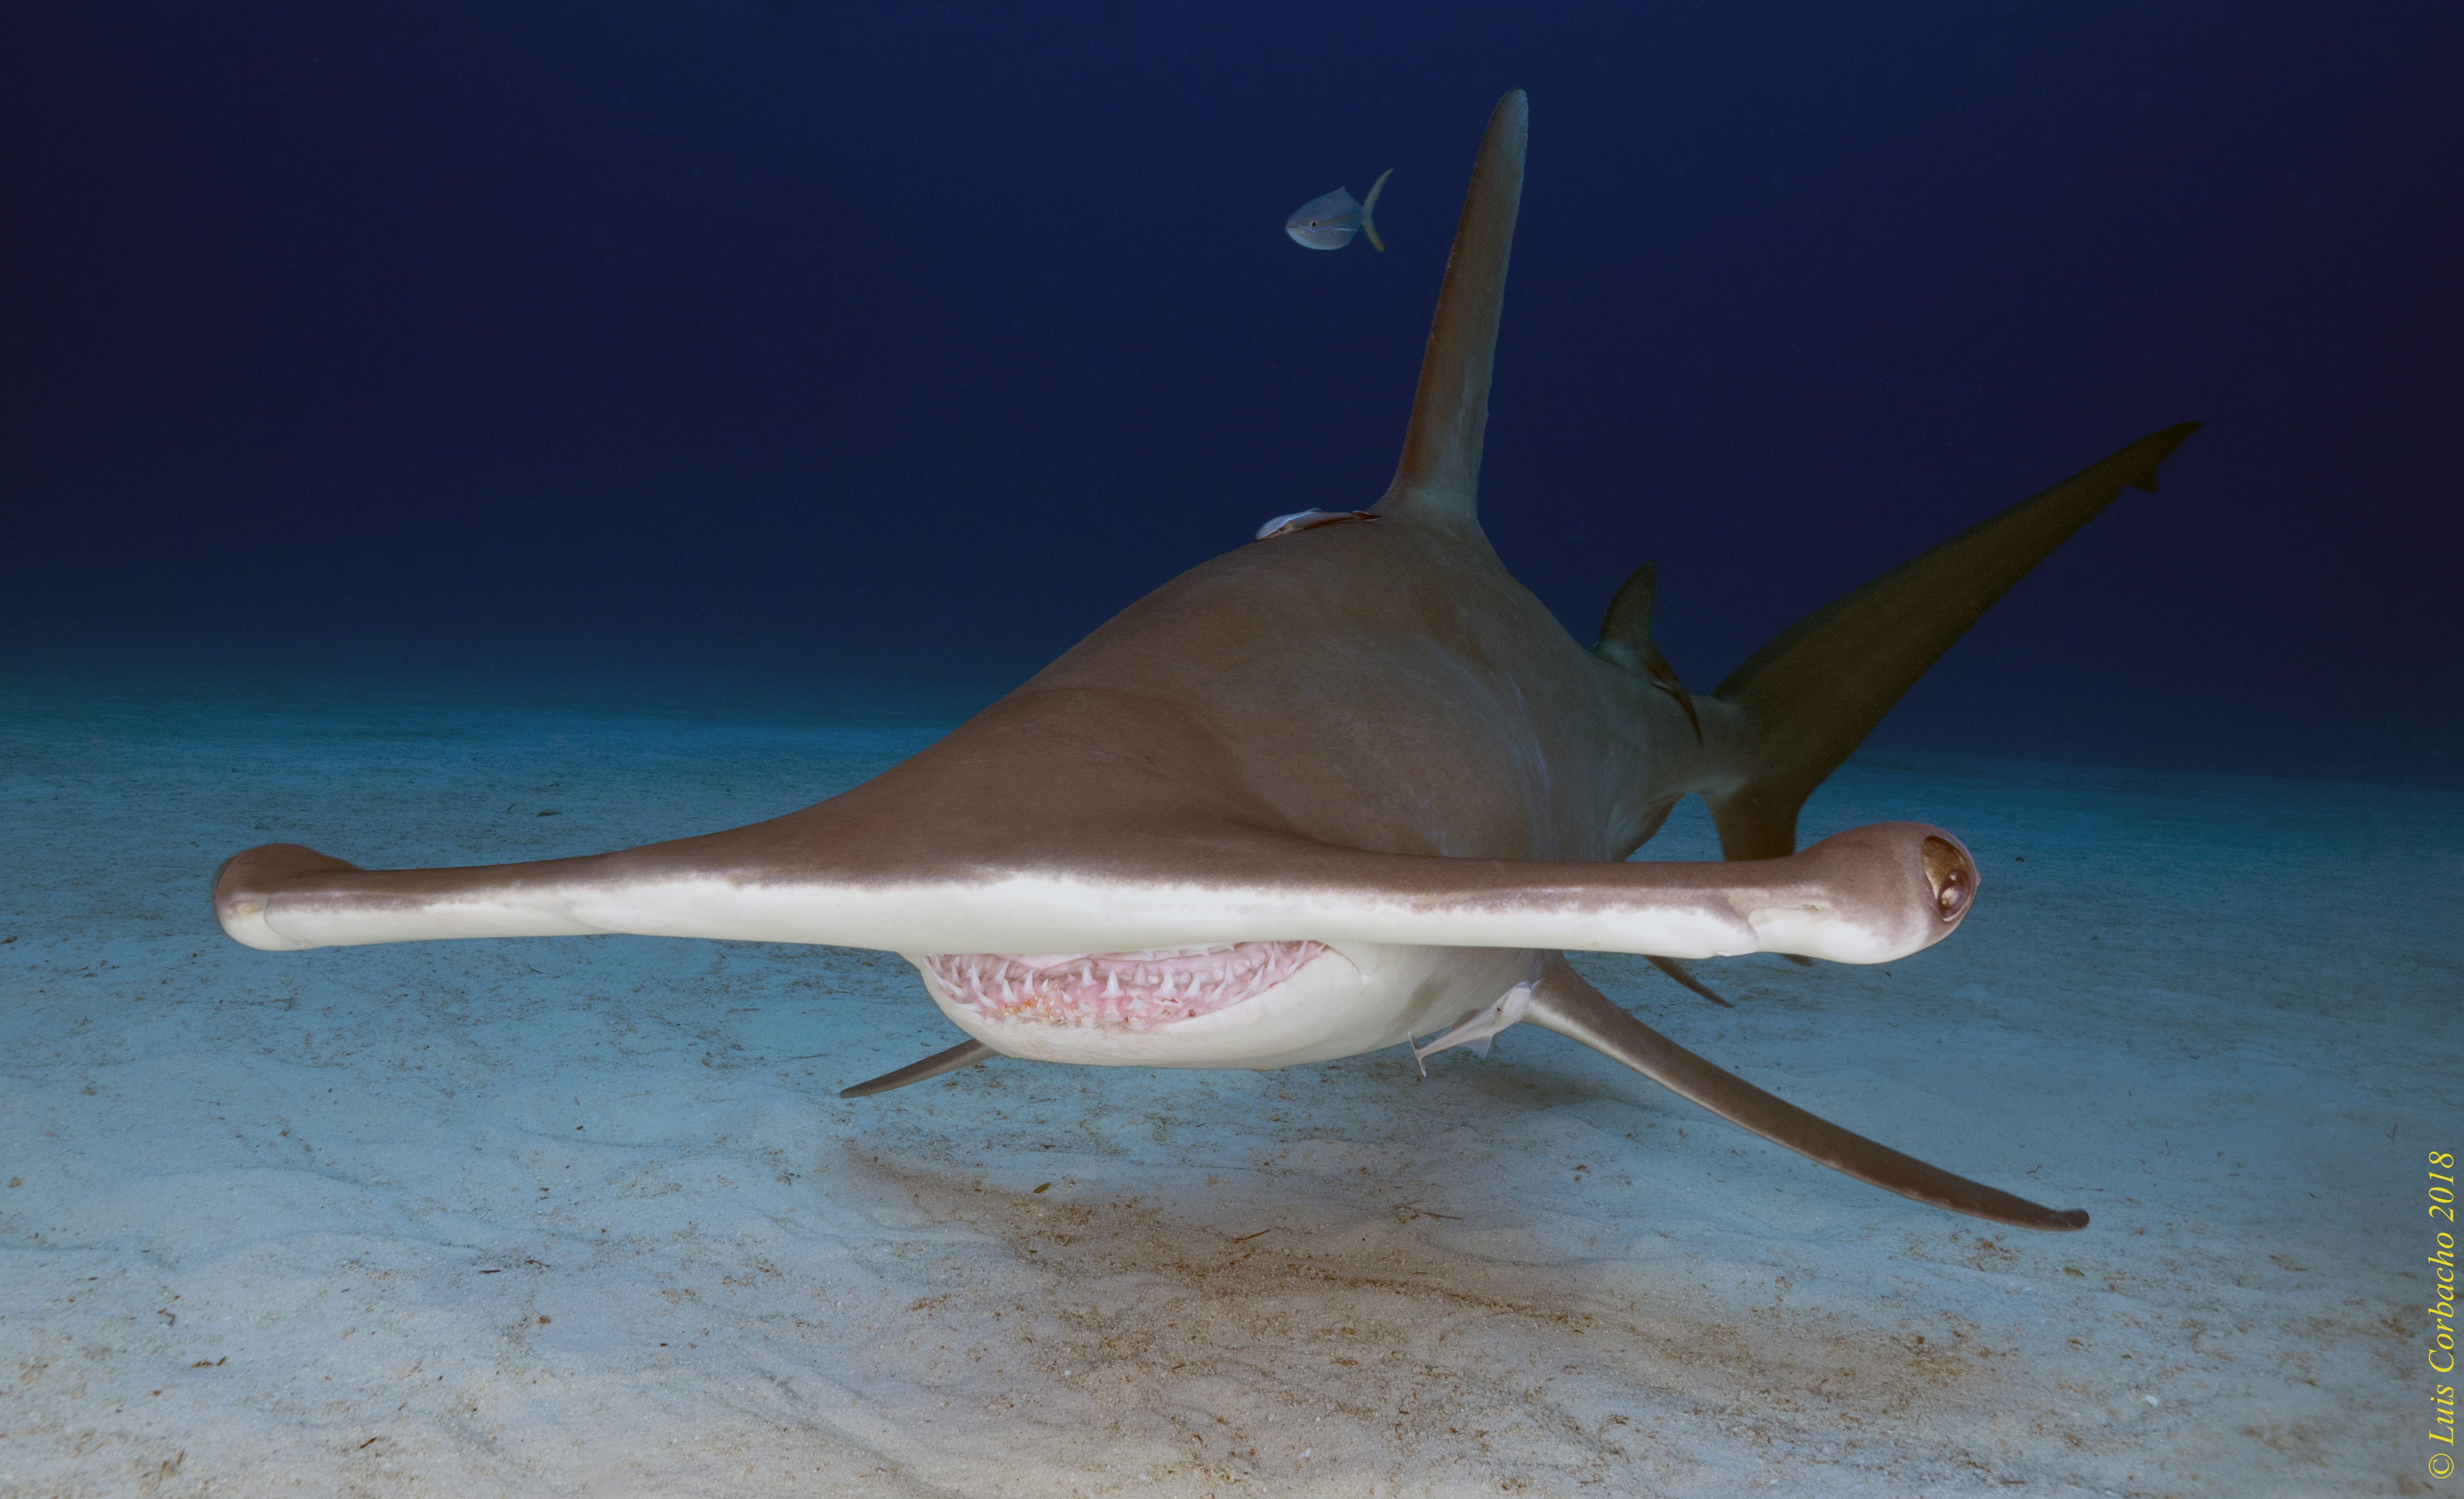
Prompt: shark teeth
<box><xmin>924</xmin><ymin>942</ymin><xmax>1327</xmax><ymax>1031</ymax></box>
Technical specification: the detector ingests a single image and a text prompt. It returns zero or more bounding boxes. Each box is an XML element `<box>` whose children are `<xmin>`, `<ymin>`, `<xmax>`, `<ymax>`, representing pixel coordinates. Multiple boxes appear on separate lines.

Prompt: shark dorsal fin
<box><xmin>1375</xmin><ymin>88</ymin><xmax>1527</xmax><ymax>537</ymax></box>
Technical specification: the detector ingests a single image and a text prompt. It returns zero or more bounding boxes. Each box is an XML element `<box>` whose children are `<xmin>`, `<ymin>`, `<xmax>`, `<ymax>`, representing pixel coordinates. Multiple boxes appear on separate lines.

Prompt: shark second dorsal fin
<box><xmin>1594</xmin><ymin>559</ymin><xmax>1705</xmax><ymax>745</ymax></box>
<box><xmin>1376</xmin><ymin>88</ymin><xmax>1527</xmax><ymax>538</ymax></box>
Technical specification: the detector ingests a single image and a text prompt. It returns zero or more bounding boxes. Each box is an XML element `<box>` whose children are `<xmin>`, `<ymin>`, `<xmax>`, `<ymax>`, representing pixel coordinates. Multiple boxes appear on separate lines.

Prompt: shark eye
<box><xmin>1921</xmin><ymin>836</ymin><xmax>1976</xmax><ymax>923</ymax></box>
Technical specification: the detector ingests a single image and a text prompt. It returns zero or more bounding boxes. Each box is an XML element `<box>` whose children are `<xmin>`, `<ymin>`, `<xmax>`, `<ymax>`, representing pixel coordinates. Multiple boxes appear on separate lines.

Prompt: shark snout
<box><xmin>213</xmin><ymin>842</ymin><xmax>365</xmax><ymax>952</ymax></box>
<box><xmin>1741</xmin><ymin>822</ymin><xmax>1980</xmax><ymax>964</ymax></box>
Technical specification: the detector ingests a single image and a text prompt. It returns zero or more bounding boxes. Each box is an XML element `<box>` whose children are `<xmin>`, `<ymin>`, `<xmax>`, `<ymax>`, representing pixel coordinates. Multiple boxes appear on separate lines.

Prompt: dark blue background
<box><xmin>5</xmin><ymin>1</ymin><xmax>2456</xmax><ymax>780</ymax></box>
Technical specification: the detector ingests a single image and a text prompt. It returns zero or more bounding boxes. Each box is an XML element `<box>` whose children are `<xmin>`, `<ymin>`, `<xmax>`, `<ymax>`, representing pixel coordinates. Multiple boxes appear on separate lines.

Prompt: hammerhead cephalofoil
<box><xmin>214</xmin><ymin>91</ymin><xmax>2198</xmax><ymax>1232</ymax></box>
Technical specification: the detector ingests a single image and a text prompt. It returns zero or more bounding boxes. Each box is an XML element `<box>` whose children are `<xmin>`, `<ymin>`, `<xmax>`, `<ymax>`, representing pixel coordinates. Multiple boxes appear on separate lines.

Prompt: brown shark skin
<box><xmin>211</xmin><ymin>525</ymin><xmax>1964</xmax><ymax>959</ymax></box>
<box><xmin>211</xmin><ymin>515</ymin><xmax>1908</xmax><ymax>952</ymax></box>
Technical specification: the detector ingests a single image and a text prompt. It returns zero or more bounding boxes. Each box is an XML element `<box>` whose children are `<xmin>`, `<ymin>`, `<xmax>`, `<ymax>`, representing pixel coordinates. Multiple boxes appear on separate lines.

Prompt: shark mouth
<box><xmin>923</xmin><ymin>941</ymin><xmax>1329</xmax><ymax>1031</ymax></box>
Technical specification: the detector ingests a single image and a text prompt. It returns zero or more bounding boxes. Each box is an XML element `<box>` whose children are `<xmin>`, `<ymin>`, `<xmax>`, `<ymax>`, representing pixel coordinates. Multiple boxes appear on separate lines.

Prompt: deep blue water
<box><xmin>4</xmin><ymin>0</ymin><xmax>2456</xmax><ymax>782</ymax></box>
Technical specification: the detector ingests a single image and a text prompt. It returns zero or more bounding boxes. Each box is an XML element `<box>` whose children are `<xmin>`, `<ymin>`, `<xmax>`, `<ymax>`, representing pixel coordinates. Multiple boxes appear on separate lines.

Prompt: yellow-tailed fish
<box><xmin>1284</xmin><ymin>167</ymin><xmax>1391</xmax><ymax>251</ymax></box>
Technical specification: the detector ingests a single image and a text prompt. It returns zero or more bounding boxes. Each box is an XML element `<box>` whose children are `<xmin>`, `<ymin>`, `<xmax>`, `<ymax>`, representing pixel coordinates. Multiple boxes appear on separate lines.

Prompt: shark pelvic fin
<box><xmin>1524</xmin><ymin>957</ymin><xmax>2087</xmax><ymax>1231</ymax></box>
<box><xmin>1704</xmin><ymin>421</ymin><xmax>2201</xmax><ymax>860</ymax></box>
<box><xmin>1595</xmin><ymin>560</ymin><xmax>1704</xmax><ymax>745</ymax></box>
<box><xmin>838</xmin><ymin>1039</ymin><xmax>999</xmax><ymax>1098</ymax></box>
<box><xmin>1375</xmin><ymin>88</ymin><xmax>1526</xmax><ymax>537</ymax></box>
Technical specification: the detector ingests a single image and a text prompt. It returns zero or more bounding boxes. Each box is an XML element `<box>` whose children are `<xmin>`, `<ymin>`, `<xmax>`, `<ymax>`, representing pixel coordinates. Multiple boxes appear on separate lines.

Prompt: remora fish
<box><xmin>214</xmin><ymin>91</ymin><xmax>2198</xmax><ymax>1232</ymax></box>
<box><xmin>1287</xmin><ymin>167</ymin><xmax>1392</xmax><ymax>250</ymax></box>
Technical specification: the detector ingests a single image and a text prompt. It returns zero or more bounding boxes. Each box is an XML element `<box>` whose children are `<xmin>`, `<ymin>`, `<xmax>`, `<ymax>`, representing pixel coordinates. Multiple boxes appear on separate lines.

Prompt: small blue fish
<box><xmin>1285</xmin><ymin>167</ymin><xmax>1392</xmax><ymax>251</ymax></box>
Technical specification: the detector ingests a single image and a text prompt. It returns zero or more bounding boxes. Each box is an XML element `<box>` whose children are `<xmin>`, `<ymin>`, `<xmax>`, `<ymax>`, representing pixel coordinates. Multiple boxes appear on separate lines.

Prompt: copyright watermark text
<box><xmin>2427</xmin><ymin>1150</ymin><xmax>2458</xmax><ymax>1482</ymax></box>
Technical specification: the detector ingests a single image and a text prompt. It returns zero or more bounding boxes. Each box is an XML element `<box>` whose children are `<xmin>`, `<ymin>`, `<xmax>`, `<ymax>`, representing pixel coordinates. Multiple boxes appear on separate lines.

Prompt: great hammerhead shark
<box><xmin>213</xmin><ymin>91</ymin><xmax>2196</xmax><ymax>1233</ymax></box>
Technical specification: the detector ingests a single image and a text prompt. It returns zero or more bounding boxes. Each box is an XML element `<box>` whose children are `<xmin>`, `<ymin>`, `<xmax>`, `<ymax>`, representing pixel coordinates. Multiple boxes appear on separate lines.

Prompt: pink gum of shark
<box><xmin>921</xmin><ymin>942</ymin><xmax>1329</xmax><ymax>1031</ymax></box>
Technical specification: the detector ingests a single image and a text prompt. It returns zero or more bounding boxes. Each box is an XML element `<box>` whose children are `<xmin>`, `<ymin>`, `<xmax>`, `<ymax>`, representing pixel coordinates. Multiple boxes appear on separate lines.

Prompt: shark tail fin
<box><xmin>1704</xmin><ymin>421</ymin><xmax>2202</xmax><ymax>861</ymax></box>
<box><xmin>1376</xmin><ymin>90</ymin><xmax>1525</xmax><ymax>537</ymax></box>
<box><xmin>1359</xmin><ymin>167</ymin><xmax>1392</xmax><ymax>251</ymax></box>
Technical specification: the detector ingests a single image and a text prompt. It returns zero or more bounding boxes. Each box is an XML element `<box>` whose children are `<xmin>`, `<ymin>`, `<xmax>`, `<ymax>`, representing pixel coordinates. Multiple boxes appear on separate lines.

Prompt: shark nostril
<box><xmin>1921</xmin><ymin>836</ymin><xmax>1977</xmax><ymax>923</ymax></box>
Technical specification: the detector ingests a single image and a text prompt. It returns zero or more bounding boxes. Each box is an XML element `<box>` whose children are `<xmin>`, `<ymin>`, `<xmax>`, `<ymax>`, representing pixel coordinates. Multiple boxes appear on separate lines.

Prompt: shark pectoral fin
<box><xmin>1412</xmin><ymin>980</ymin><xmax>1535</xmax><ymax>1066</ymax></box>
<box><xmin>839</xmin><ymin>1038</ymin><xmax>1000</xmax><ymax>1099</ymax></box>
<box><xmin>1525</xmin><ymin>957</ymin><xmax>2088</xmax><ymax>1231</ymax></box>
<box><xmin>1705</xmin><ymin>421</ymin><xmax>2201</xmax><ymax>862</ymax></box>
<box><xmin>1646</xmin><ymin>954</ymin><xmax>1733</xmax><ymax>1008</ymax></box>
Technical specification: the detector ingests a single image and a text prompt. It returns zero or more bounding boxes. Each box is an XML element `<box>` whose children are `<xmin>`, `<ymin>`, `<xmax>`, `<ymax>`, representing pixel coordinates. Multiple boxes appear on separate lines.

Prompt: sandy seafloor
<box><xmin>1</xmin><ymin>671</ymin><xmax>2456</xmax><ymax>1499</ymax></box>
